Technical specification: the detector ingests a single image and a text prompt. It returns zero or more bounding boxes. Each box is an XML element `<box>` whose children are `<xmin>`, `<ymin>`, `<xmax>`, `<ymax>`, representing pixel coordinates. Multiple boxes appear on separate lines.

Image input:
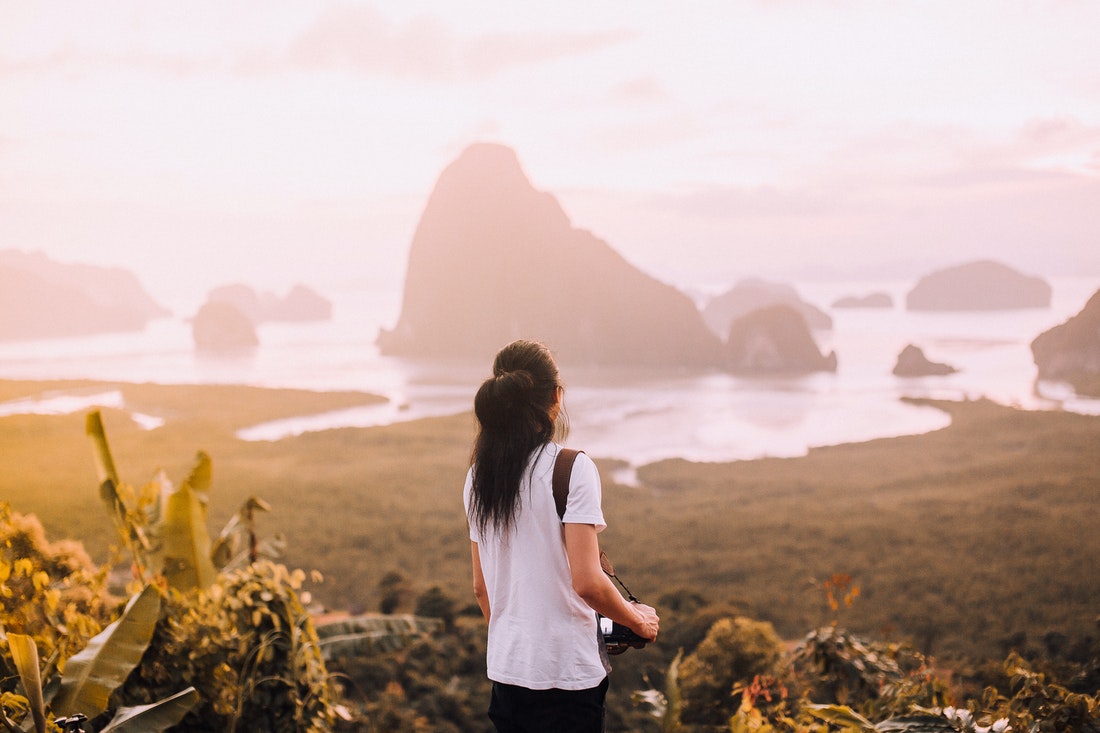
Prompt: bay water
<box><xmin>1</xmin><ymin>276</ymin><xmax>1097</xmax><ymax>467</ymax></box>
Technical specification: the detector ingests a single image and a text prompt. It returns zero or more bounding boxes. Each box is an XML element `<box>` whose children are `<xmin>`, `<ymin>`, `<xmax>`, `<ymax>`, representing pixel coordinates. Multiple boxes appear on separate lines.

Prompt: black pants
<box><xmin>488</xmin><ymin>677</ymin><xmax>609</xmax><ymax>733</ymax></box>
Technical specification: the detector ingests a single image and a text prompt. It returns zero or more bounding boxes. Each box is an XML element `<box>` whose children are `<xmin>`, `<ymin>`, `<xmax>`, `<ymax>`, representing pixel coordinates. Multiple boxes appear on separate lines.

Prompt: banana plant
<box><xmin>86</xmin><ymin>412</ymin><xmax>150</xmax><ymax>585</ymax></box>
<box><xmin>5</xmin><ymin>586</ymin><xmax>198</xmax><ymax>733</ymax></box>
<box><xmin>85</xmin><ymin>411</ymin><xmax>279</xmax><ymax>592</ymax></box>
<box><xmin>211</xmin><ymin>496</ymin><xmax>285</xmax><ymax>572</ymax></box>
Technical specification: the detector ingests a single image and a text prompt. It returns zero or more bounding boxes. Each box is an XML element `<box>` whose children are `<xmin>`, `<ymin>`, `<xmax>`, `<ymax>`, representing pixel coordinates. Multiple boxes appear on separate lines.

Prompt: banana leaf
<box><xmin>315</xmin><ymin>613</ymin><xmax>443</xmax><ymax>659</ymax></box>
<box><xmin>141</xmin><ymin>469</ymin><xmax>174</xmax><ymax>574</ymax></box>
<box><xmin>875</xmin><ymin>714</ymin><xmax>959</xmax><ymax>732</ymax></box>
<box><xmin>85</xmin><ymin>410</ymin><xmax>120</xmax><ymax>489</ymax></box>
<box><xmin>161</xmin><ymin>452</ymin><xmax>217</xmax><ymax>590</ymax></box>
<box><xmin>86</xmin><ymin>411</ymin><xmax>150</xmax><ymax>560</ymax></box>
<box><xmin>52</xmin><ymin>585</ymin><xmax>162</xmax><ymax>719</ymax></box>
<box><xmin>8</xmin><ymin>633</ymin><xmax>47</xmax><ymax>733</ymax></box>
<box><xmin>98</xmin><ymin>687</ymin><xmax>200</xmax><ymax>733</ymax></box>
<box><xmin>86</xmin><ymin>410</ymin><xmax>125</xmax><ymax>527</ymax></box>
<box><xmin>804</xmin><ymin>703</ymin><xmax>876</xmax><ymax>731</ymax></box>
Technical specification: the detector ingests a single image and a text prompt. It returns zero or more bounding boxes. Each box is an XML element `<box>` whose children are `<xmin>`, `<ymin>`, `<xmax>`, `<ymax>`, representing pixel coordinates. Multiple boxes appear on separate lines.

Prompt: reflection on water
<box><xmin>0</xmin><ymin>388</ymin><xmax>165</xmax><ymax>429</ymax></box>
<box><xmin>0</xmin><ymin>388</ymin><xmax>124</xmax><ymax>416</ymax></box>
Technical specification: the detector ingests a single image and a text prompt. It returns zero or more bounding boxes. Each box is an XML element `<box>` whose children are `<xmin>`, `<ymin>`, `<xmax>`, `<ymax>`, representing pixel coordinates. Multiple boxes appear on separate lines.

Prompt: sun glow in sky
<box><xmin>2</xmin><ymin>1</ymin><xmax>1099</xmax><ymax>312</ymax></box>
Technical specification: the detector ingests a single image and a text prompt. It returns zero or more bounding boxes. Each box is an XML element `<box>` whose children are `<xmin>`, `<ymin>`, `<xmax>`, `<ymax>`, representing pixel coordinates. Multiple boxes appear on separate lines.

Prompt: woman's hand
<box><xmin>565</xmin><ymin>523</ymin><xmax>660</xmax><ymax>641</ymax></box>
<box><xmin>630</xmin><ymin>602</ymin><xmax>659</xmax><ymax>641</ymax></box>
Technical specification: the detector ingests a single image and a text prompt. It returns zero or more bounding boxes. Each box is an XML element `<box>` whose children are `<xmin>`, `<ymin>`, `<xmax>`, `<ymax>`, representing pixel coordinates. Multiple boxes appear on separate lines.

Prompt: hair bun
<box><xmin>474</xmin><ymin>369</ymin><xmax>536</xmax><ymax>430</ymax></box>
<box><xmin>495</xmin><ymin>369</ymin><xmax>535</xmax><ymax>397</ymax></box>
<box><xmin>493</xmin><ymin>370</ymin><xmax>535</xmax><ymax>413</ymax></box>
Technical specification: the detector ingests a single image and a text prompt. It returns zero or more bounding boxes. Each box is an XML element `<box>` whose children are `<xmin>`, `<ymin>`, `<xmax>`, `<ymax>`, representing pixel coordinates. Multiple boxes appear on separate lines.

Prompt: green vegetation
<box><xmin>1</xmin><ymin>378</ymin><xmax>1099</xmax><ymax>731</ymax></box>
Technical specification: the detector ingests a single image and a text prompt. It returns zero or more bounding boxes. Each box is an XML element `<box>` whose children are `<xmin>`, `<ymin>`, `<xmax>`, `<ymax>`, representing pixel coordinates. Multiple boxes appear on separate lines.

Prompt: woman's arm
<box><xmin>470</xmin><ymin>541</ymin><xmax>491</xmax><ymax>623</ymax></box>
<box><xmin>563</xmin><ymin>523</ymin><xmax>659</xmax><ymax>641</ymax></box>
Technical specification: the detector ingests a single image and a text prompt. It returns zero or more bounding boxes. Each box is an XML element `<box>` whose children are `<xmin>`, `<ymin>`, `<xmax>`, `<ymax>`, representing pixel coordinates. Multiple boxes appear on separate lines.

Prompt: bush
<box><xmin>117</xmin><ymin>561</ymin><xmax>343</xmax><ymax>732</ymax></box>
<box><xmin>1</xmin><ymin>503</ymin><xmax>113</xmax><ymax>683</ymax></box>
<box><xmin>677</xmin><ymin>616</ymin><xmax>785</xmax><ymax>726</ymax></box>
<box><xmin>414</xmin><ymin>586</ymin><xmax>457</xmax><ymax>631</ymax></box>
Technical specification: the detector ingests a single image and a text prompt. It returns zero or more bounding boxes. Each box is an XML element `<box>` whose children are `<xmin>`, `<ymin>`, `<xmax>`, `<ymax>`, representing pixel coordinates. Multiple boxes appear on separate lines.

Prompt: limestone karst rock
<box><xmin>1031</xmin><ymin>289</ymin><xmax>1100</xmax><ymax>397</ymax></box>
<box><xmin>703</xmin><ymin>278</ymin><xmax>832</xmax><ymax>336</ymax></box>
<box><xmin>906</xmin><ymin>260</ymin><xmax>1051</xmax><ymax>311</ymax></box>
<box><xmin>192</xmin><ymin>300</ymin><xmax>259</xmax><ymax>352</ymax></box>
<box><xmin>722</xmin><ymin>305</ymin><xmax>837</xmax><ymax>374</ymax></box>
<box><xmin>832</xmin><ymin>292</ymin><xmax>893</xmax><ymax>309</ymax></box>
<box><xmin>264</xmin><ymin>284</ymin><xmax>332</xmax><ymax>321</ymax></box>
<box><xmin>892</xmin><ymin>344</ymin><xmax>957</xmax><ymax>377</ymax></box>
<box><xmin>0</xmin><ymin>249</ymin><xmax>169</xmax><ymax>341</ymax></box>
<box><xmin>377</xmin><ymin>143</ymin><xmax>721</xmax><ymax>366</ymax></box>
<box><xmin>207</xmin><ymin>283</ymin><xmax>332</xmax><ymax>322</ymax></box>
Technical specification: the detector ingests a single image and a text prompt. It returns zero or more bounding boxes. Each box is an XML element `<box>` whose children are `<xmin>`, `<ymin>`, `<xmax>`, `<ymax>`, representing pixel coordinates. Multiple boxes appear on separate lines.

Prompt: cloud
<box><xmin>0</xmin><ymin>4</ymin><xmax>633</xmax><ymax>82</ymax></box>
<box><xmin>606</xmin><ymin>76</ymin><xmax>669</xmax><ymax>105</ymax></box>
<box><xmin>584</xmin><ymin>114</ymin><xmax>707</xmax><ymax>156</ymax></box>
<box><xmin>462</xmin><ymin>28</ymin><xmax>635</xmax><ymax>77</ymax></box>
<box><xmin>0</xmin><ymin>43</ymin><xmax>215</xmax><ymax>77</ymax></box>
<box><xmin>652</xmin><ymin>184</ymin><xmax>830</xmax><ymax>220</ymax></box>
<box><xmin>1011</xmin><ymin>117</ymin><xmax>1100</xmax><ymax>173</ymax></box>
<box><xmin>276</xmin><ymin>3</ymin><xmax>634</xmax><ymax>81</ymax></box>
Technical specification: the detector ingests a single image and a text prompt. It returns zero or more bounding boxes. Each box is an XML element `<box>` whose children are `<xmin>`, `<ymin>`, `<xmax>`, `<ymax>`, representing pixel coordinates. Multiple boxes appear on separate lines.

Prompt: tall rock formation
<box><xmin>377</xmin><ymin>144</ymin><xmax>721</xmax><ymax>366</ymax></box>
<box><xmin>906</xmin><ymin>260</ymin><xmax>1051</xmax><ymax>311</ymax></box>
<box><xmin>1031</xmin><ymin>289</ymin><xmax>1100</xmax><ymax>397</ymax></box>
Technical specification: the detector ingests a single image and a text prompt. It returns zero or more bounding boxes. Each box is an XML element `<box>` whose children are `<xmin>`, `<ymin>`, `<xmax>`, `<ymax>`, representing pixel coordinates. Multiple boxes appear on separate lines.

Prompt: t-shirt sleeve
<box><xmin>562</xmin><ymin>452</ymin><xmax>606</xmax><ymax>533</ymax></box>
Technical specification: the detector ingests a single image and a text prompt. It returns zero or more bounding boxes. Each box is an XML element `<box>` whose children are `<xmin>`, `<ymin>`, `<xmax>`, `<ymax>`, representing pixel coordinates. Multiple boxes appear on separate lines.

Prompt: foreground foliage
<box><xmin>1</xmin><ymin>507</ymin><xmax>198</xmax><ymax>732</ymax></box>
<box><xmin>2</xmin><ymin>396</ymin><xmax>1099</xmax><ymax>731</ymax></box>
<box><xmin>650</xmin><ymin>618</ymin><xmax>1100</xmax><ymax>733</ymax></box>
<box><xmin>1</xmin><ymin>410</ymin><xmax>346</xmax><ymax>732</ymax></box>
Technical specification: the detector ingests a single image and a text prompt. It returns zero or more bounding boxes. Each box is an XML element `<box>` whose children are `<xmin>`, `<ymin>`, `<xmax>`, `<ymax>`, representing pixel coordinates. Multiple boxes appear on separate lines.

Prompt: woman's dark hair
<box><xmin>469</xmin><ymin>339</ymin><xmax>565</xmax><ymax>536</ymax></box>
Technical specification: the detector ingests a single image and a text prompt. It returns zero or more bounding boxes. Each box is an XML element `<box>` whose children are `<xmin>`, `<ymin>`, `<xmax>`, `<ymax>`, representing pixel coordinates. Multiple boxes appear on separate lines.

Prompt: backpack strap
<box><xmin>552</xmin><ymin>448</ymin><xmax>583</xmax><ymax>521</ymax></box>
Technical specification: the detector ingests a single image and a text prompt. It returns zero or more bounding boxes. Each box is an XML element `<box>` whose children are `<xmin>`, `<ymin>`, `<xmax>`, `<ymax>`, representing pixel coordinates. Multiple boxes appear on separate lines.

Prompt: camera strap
<box><xmin>552</xmin><ymin>447</ymin><xmax>582</xmax><ymax>521</ymax></box>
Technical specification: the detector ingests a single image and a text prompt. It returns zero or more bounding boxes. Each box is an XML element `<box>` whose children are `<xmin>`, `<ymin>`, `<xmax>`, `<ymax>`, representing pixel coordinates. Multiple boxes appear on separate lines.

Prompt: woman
<box><xmin>464</xmin><ymin>339</ymin><xmax>660</xmax><ymax>732</ymax></box>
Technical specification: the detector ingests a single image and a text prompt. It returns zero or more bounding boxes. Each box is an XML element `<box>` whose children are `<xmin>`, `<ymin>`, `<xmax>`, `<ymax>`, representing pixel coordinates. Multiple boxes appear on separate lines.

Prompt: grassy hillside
<box><xmin>2</xmin><ymin>379</ymin><xmax>1097</xmax><ymax>665</ymax></box>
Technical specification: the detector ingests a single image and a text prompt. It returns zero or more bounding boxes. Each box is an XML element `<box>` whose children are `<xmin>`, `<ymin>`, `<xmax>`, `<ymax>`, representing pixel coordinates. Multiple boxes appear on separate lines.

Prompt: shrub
<box><xmin>1</xmin><ymin>503</ymin><xmax>112</xmax><ymax>681</ymax></box>
<box><xmin>414</xmin><ymin>586</ymin><xmax>457</xmax><ymax>631</ymax></box>
<box><xmin>677</xmin><ymin>616</ymin><xmax>785</xmax><ymax>726</ymax></box>
<box><xmin>117</xmin><ymin>561</ymin><xmax>344</xmax><ymax>732</ymax></box>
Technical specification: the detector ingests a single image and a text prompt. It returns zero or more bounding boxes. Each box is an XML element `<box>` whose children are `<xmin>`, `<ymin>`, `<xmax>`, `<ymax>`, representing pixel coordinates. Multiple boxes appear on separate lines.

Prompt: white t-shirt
<box><xmin>464</xmin><ymin>443</ymin><xmax>611</xmax><ymax>690</ymax></box>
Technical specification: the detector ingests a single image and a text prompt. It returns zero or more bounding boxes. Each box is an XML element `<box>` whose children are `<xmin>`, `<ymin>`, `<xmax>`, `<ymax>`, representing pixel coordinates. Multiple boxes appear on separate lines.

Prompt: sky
<box><xmin>2</xmin><ymin>1</ymin><xmax>1099</xmax><ymax>313</ymax></box>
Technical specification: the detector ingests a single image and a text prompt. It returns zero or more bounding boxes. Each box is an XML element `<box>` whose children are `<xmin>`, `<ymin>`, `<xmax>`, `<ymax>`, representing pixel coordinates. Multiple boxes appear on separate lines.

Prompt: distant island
<box><xmin>192</xmin><ymin>300</ymin><xmax>259</xmax><ymax>352</ymax></box>
<box><xmin>722</xmin><ymin>305</ymin><xmax>837</xmax><ymax>374</ymax></box>
<box><xmin>832</xmin><ymin>292</ymin><xmax>893</xmax><ymax>309</ymax></box>
<box><xmin>893</xmin><ymin>344</ymin><xmax>957</xmax><ymax>377</ymax></box>
<box><xmin>204</xmin><ymin>283</ymin><xmax>332</xmax><ymax>323</ymax></box>
<box><xmin>906</xmin><ymin>260</ymin><xmax>1051</xmax><ymax>311</ymax></box>
<box><xmin>703</xmin><ymin>278</ymin><xmax>832</xmax><ymax>334</ymax></box>
<box><xmin>1031</xmin><ymin>288</ymin><xmax>1100</xmax><ymax>397</ymax></box>
<box><xmin>192</xmin><ymin>283</ymin><xmax>333</xmax><ymax>352</ymax></box>
<box><xmin>0</xmin><ymin>249</ymin><xmax>169</xmax><ymax>341</ymax></box>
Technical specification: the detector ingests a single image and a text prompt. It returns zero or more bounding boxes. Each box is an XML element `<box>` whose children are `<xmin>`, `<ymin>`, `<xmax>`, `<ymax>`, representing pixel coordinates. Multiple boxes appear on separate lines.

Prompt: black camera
<box><xmin>599</xmin><ymin>615</ymin><xmax>648</xmax><ymax>655</ymax></box>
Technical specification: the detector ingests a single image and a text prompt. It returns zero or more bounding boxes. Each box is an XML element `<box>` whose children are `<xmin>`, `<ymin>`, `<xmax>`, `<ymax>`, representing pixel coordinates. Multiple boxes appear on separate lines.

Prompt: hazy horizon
<box><xmin>3</xmin><ymin>1</ymin><xmax>1099</xmax><ymax>315</ymax></box>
